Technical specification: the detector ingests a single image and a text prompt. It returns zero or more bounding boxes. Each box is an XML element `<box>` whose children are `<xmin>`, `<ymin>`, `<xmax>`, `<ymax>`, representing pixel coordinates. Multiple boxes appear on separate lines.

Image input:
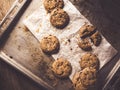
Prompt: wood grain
<box><xmin>73</xmin><ymin>0</ymin><xmax>120</xmax><ymax>51</ymax></box>
<box><xmin>0</xmin><ymin>0</ymin><xmax>15</xmax><ymax>21</ymax></box>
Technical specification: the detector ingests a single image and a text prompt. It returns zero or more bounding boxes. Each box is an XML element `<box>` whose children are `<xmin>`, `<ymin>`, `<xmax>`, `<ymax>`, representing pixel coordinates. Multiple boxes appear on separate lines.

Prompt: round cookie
<box><xmin>90</xmin><ymin>31</ymin><xmax>102</xmax><ymax>46</ymax></box>
<box><xmin>52</xmin><ymin>58</ymin><xmax>72</xmax><ymax>78</ymax></box>
<box><xmin>44</xmin><ymin>0</ymin><xmax>64</xmax><ymax>13</ymax></box>
<box><xmin>80</xmin><ymin>53</ymin><xmax>99</xmax><ymax>70</ymax></box>
<box><xmin>40</xmin><ymin>35</ymin><xmax>59</xmax><ymax>54</ymax></box>
<box><xmin>72</xmin><ymin>72</ymin><xmax>87</xmax><ymax>90</ymax></box>
<box><xmin>50</xmin><ymin>8</ymin><xmax>70</xmax><ymax>29</ymax></box>
<box><xmin>80</xmin><ymin>67</ymin><xmax>97</xmax><ymax>87</ymax></box>
<box><xmin>79</xmin><ymin>24</ymin><xmax>96</xmax><ymax>38</ymax></box>
<box><xmin>78</xmin><ymin>38</ymin><xmax>92</xmax><ymax>51</ymax></box>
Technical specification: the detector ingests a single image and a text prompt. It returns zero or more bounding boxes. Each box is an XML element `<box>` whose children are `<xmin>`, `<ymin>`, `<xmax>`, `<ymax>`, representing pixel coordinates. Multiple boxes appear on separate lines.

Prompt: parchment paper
<box><xmin>23</xmin><ymin>0</ymin><xmax>117</xmax><ymax>79</ymax></box>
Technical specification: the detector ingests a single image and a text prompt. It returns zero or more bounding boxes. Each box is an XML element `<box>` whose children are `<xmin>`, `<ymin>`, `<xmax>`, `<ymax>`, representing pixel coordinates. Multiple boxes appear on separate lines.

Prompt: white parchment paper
<box><xmin>23</xmin><ymin>0</ymin><xmax>117</xmax><ymax>79</ymax></box>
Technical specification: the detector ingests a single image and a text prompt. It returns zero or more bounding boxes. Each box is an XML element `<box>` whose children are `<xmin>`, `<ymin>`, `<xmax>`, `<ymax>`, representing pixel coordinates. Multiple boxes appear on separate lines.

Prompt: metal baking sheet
<box><xmin>0</xmin><ymin>0</ymin><xmax>73</xmax><ymax>90</ymax></box>
<box><xmin>103</xmin><ymin>58</ymin><xmax>120</xmax><ymax>90</ymax></box>
<box><xmin>23</xmin><ymin>0</ymin><xmax>117</xmax><ymax>80</ymax></box>
<box><xmin>0</xmin><ymin>0</ymin><xmax>118</xmax><ymax>90</ymax></box>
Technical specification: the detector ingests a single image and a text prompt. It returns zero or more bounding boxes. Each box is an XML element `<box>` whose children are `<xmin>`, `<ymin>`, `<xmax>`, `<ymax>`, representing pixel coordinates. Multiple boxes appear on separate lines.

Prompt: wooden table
<box><xmin>0</xmin><ymin>0</ymin><xmax>120</xmax><ymax>90</ymax></box>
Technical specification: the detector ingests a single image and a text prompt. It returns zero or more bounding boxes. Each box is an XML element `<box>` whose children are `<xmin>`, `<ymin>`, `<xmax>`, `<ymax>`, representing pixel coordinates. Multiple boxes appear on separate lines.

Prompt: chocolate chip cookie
<box><xmin>44</xmin><ymin>0</ymin><xmax>64</xmax><ymax>13</ymax></box>
<box><xmin>80</xmin><ymin>53</ymin><xmax>99</xmax><ymax>70</ymax></box>
<box><xmin>80</xmin><ymin>67</ymin><xmax>97</xmax><ymax>87</ymax></box>
<box><xmin>90</xmin><ymin>31</ymin><xmax>102</xmax><ymax>46</ymax></box>
<box><xmin>40</xmin><ymin>35</ymin><xmax>60</xmax><ymax>54</ymax></box>
<box><xmin>50</xmin><ymin>8</ymin><xmax>70</xmax><ymax>29</ymax></box>
<box><xmin>72</xmin><ymin>72</ymin><xmax>87</xmax><ymax>90</ymax></box>
<box><xmin>52</xmin><ymin>58</ymin><xmax>72</xmax><ymax>78</ymax></box>
<box><xmin>79</xmin><ymin>24</ymin><xmax>96</xmax><ymax>38</ymax></box>
<box><xmin>78</xmin><ymin>38</ymin><xmax>92</xmax><ymax>51</ymax></box>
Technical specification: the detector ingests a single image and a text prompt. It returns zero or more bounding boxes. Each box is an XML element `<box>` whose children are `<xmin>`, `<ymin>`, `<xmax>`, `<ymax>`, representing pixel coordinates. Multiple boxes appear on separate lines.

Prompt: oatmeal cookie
<box><xmin>79</xmin><ymin>24</ymin><xmax>96</xmax><ymax>38</ymax></box>
<box><xmin>80</xmin><ymin>53</ymin><xmax>99</xmax><ymax>70</ymax></box>
<box><xmin>78</xmin><ymin>38</ymin><xmax>92</xmax><ymax>51</ymax></box>
<box><xmin>52</xmin><ymin>58</ymin><xmax>72</xmax><ymax>78</ymax></box>
<box><xmin>50</xmin><ymin>8</ymin><xmax>70</xmax><ymax>29</ymax></box>
<box><xmin>72</xmin><ymin>72</ymin><xmax>87</xmax><ymax>90</ymax></box>
<box><xmin>80</xmin><ymin>67</ymin><xmax>97</xmax><ymax>87</ymax></box>
<box><xmin>40</xmin><ymin>35</ymin><xmax>60</xmax><ymax>54</ymax></box>
<box><xmin>90</xmin><ymin>31</ymin><xmax>102</xmax><ymax>46</ymax></box>
<box><xmin>44</xmin><ymin>0</ymin><xmax>64</xmax><ymax>13</ymax></box>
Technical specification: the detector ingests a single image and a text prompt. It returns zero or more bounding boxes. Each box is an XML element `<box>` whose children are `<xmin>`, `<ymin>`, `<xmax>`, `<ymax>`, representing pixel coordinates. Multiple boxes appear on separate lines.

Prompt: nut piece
<box><xmin>40</xmin><ymin>35</ymin><xmax>60</xmax><ymax>54</ymax></box>
<box><xmin>52</xmin><ymin>58</ymin><xmax>72</xmax><ymax>78</ymax></box>
<box><xmin>79</xmin><ymin>24</ymin><xmax>96</xmax><ymax>38</ymax></box>
<box><xmin>80</xmin><ymin>53</ymin><xmax>99</xmax><ymax>70</ymax></box>
<box><xmin>90</xmin><ymin>31</ymin><xmax>102</xmax><ymax>46</ymax></box>
<box><xmin>44</xmin><ymin>0</ymin><xmax>64</xmax><ymax>13</ymax></box>
<box><xmin>50</xmin><ymin>8</ymin><xmax>70</xmax><ymax>29</ymax></box>
<box><xmin>78</xmin><ymin>38</ymin><xmax>92</xmax><ymax>51</ymax></box>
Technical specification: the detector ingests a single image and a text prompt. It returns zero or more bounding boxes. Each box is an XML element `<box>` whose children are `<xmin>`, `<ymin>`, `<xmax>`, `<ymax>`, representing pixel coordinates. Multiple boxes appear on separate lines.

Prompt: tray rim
<box><xmin>0</xmin><ymin>0</ymin><xmax>54</xmax><ymax>90</ymax></box>
<box><xmin>0</xmin><ymin>51</ymin><xmax>54</xmax><ymax>90</ymax></box>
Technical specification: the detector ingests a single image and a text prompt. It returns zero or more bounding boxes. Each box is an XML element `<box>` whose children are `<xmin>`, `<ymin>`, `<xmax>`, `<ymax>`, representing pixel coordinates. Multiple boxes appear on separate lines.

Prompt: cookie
<box><xmin>80</xmin><ymin>53</ymin><xmax>99</xmax><ymax>70</ymax></box>
<box><xmin>52</xmin><ymin>58</ymin><xmax>72</xmax><ymax>78</ymax></box>
<box><xmin>72</xmin><ymin>72</ymin><xmax>87</xmax><ymax>90</ymax></box>
<box><xmin>80</xmin><ymin>67</ymin><xmax>97</xmax><ymax>87</ymax></box>
<box><xmin>50</xmin><ymin>8</ymin><xmax>70</xmax><ymax>29</ymax></box>
<box><xmin>78</xmin><ymin>38</ymin><xmax>92</xmax><ymax>51</ymax></box>
<box><xmin>44</xmin><ymin>0</ymin><xmax>64</xmax><ymax>13</ymax></box>
<box><xmin>90</xmin><ymin>31</ymin><xmax>102</xmax><ymax>46</ymax></box>
<box><xmin>79</xmin><ymin>24</ymin><xmax>96</xmax><ymax>38</ymax></box>
<box><xmin>40</xmin><ymin>35</ymin><xmax>60</xmax><ymax>54</ymax></box>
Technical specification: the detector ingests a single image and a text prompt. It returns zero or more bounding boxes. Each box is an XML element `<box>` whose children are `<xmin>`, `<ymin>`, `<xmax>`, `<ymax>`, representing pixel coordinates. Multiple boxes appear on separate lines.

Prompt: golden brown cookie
<box><xmin>80</xmin><ymin>53</ymin><xmax>99</xmax><ymax>70</ymax></box>
<box><xmin>50</xmin><ymin>8</ymin><xmax>70</xmax><ymax>29</ymax></box>
<box><xmin>78</xmin><ymin>38</ymin><xmax>92</xmax><ymax>51</ymax></box>
<box><xmin>80</xmin><ymin>67</ymin><xmax>97</xmax><ymax>87</ymax></box>
<box><xmin>90</xmin><ymin>31</ymin><xmax>102</xmax><ymax>46</ymax></box>
<box><xmin>44</xmin><ymin>0</ymin><xmax>64</xmax><ymax>13</ymax></box>
<box><xmin>79</xmin><ymin>24</ymin><xmax>96</xmax><ymax>38</ymax></box>
<box><xmin>72</xmin><ymin>72</ymin><xmax>87</xmax><ymax>90</ymax></box>
<box><xmin>40</xmin><ymin>35</ymin><xmax>60</xmax><ymax>54</ymax></box>
<box><xmin>52</xmin><ymin>58</ymin><xmax>72</xmax><ymax>78</ymax></box>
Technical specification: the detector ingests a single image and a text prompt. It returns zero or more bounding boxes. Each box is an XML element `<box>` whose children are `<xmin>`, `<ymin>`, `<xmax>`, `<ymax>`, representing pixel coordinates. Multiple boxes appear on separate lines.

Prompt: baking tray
<box><xmin>102</xmin><ymin>58</ymin><xmax>120</xmax><ymax>90</ymax></box>
<box><xmin>0</xmin><ymin>0</ymin><xmax>73</xmax><ymax>90</ymax></box>
<box><xmin>0</xmin><ymin>0</ymin><xmax>118</xmax><ymax>90</ymax></box>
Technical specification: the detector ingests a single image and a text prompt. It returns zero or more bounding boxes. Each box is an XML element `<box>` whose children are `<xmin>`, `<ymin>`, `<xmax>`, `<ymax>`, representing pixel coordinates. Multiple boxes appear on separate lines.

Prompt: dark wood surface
<box><xmin>0</xmin><ymin>0</ymin><xmax>120</xmax><ymax>90</ymax></box>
